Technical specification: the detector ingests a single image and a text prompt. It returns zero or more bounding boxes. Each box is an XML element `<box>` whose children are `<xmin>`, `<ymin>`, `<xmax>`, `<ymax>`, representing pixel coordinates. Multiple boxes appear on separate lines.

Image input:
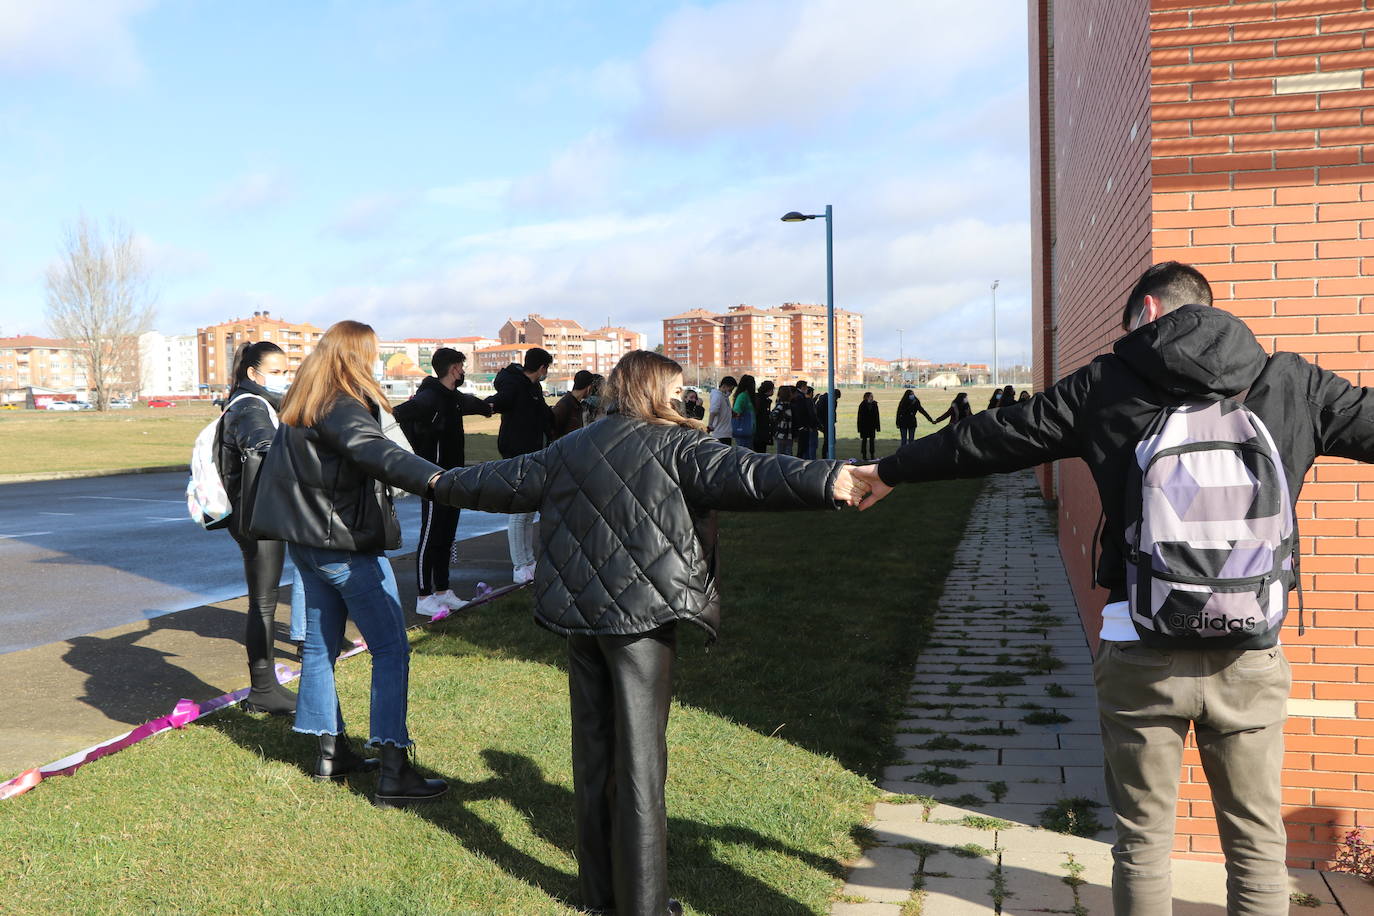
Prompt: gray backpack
<box><xmin>1123</xmin><ymin>389</ymin><xmax>1300</xmax><ymax>645</ymax></box>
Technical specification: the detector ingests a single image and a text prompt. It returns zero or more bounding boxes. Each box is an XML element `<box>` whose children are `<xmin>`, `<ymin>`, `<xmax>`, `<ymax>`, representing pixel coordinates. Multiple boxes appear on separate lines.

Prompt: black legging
<box><xmin>231</xmin><ymin>531</ymin><xmax>285</xmax><ymax>669</ymax></box>
<box><xmin>568</xmin><ymin>624</ymin><xmax>677</xmax><ymax>916</ymax></box>
<box><xmin>860</xmin><ymin>434</ymin><xmax>876</xmax><ymax>460</ymax></box>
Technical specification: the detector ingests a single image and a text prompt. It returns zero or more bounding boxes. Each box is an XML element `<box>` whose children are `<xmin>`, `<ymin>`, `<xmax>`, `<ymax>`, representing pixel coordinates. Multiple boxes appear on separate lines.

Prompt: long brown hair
<box><xmin>605</xmin><ymin>350</ymin><xmax>706</xmax><ymax>431</ymax></box>
<box><xmin>279</xmin><ymin>320</ymin><xmax>389</xmax><ymax>427</ymax></box>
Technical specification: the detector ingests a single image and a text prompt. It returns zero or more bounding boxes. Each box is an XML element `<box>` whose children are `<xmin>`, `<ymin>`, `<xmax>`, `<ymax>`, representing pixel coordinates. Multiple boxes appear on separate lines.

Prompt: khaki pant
<box><xmin>1094</xmin><ymin>640</ymin><xmax>1292</xmax><ymax>916</ymax></box>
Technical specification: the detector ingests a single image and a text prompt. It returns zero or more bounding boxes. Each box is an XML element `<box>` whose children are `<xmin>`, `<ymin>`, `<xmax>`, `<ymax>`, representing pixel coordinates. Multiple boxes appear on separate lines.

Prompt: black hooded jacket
<box><xmin>392</xmin><ymin>375</ymin><xmax>491</xmax><ymax>470</ymax></box>
<box><xmin>877</xmin><ymin>304</ymin><xmax>1374</xmax><ymax>644</ymax></box>
<box><xmin>492</xmin><ymin>363</ymin><xmax>554</xmax><ymax>458</ymax></box>
<box><xmin>433</xmin><ymin>414</ymin><xmax>842</xmax><ymax>640</ymax></box>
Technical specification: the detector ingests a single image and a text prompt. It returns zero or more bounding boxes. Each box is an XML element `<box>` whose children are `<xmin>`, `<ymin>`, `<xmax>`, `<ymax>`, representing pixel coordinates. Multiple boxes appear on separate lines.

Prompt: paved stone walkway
<box><xmin>831</xmin><ymin>470</ymin><xmax>1374</xmax><ymax>916</ymax></box>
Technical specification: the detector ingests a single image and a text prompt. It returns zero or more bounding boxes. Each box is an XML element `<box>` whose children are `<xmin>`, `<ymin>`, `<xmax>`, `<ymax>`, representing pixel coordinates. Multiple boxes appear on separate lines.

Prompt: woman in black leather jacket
<box><xmin>221</xmin><ymin>341</ymin><xmax>300</xmax><ymax>716</ymax></box>
<box><xmin>433</xmin><ymin>350</ymin><xmax>866</xmax><ymax>916</ymax></box>
<box><xmin>251</xmin><ymin>320</ymin><xmax>449</xmax><ymax>806</ymax></box>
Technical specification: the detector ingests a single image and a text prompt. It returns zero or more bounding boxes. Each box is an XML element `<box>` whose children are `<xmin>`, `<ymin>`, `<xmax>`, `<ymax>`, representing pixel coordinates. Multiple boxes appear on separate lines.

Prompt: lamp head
<box><xmin>780</xmin><ymin>211</ymin><xmax>815</xmax><ymax>222</ymax></box>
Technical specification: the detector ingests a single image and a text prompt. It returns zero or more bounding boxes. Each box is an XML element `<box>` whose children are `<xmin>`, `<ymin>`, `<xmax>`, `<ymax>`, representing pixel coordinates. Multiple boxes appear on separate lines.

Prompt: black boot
<box><xmin>313</xmin><ymin>734</ymin><xmax>379</xmax><ymax>781</ymax></box>
<box><xmin>668</xmin><ymin>900</ymin><xmax>684</xmax><ymax>916</ymax></box>
<box><xmin>373</xmin><ymin>744</ymin><xmax>447</xmax><ymax>807</ymax></box>
<box><xmin>242</xmin><ymin>661</ymin><xmax>297</xmax><ymax>715</ymax></box>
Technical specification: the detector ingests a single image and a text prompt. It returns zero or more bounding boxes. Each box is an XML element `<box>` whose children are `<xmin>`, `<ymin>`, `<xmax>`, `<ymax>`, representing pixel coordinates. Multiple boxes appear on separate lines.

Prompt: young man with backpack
<box><xmin>392</xmin><ymin>347</ymin><xmax>493</xmax><ymax>616</ymax></box>
<box><xmin>851</xmin><ymin>261</ymin><xmax>1374</xmax><ymax>916</ymax></box>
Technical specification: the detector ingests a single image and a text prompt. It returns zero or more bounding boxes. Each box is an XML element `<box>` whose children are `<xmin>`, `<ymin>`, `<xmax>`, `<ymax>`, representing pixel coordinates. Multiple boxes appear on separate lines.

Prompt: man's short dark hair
<box><xmin>431</xmin><ymin>347</ymin><xmax>464</xmax><ymax>378</ymax></box>
<box><xmin>523</xmin><ymin>347</ymin><xmax>553</xmax><ymax>372</ymax></box>
<box><xmin>719</xmin><ymin>375</ymin><xmax>737</xmax><ymax>389</ymax></box>
<box><xmin>572</xmin><ymin>369</ymin><xmax>596</xmax><ymax>390</ymax></box>
<box><xmin>1121</xmin><ymin>261</ymin><xmax>1213</xmax><ymax>331</ymax></box>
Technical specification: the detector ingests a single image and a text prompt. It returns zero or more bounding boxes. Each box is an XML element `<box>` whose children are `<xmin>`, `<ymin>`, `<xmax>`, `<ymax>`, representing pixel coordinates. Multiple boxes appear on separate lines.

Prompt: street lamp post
<box><xmin>898</xmin><ymin>328</ymin><xmax>904</xmax><ymax>388</ymax></box>
<box><xmin>991</xmin><ymin>280</ymin><xmax>1000</xmax><ymax>388</ymax></box>
<box><xmin>781</xmin><ymin>205</ymin><xmax>836</xmax><ymax>459</ymax></box>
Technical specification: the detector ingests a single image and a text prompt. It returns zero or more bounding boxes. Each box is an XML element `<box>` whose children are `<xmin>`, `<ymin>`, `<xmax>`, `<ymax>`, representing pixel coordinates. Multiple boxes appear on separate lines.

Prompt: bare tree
<box><xmin>44</xmin><ymin>218</ymin><xmax>156</xmax><ymax>410</ymax></box>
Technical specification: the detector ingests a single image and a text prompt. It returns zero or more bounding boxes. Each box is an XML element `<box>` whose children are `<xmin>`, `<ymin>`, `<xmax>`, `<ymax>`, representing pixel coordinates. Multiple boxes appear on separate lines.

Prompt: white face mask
<box><xmin>260</xmin><ymin>375</ymin><xmax>290</xmax><ymax>395</ymax></box>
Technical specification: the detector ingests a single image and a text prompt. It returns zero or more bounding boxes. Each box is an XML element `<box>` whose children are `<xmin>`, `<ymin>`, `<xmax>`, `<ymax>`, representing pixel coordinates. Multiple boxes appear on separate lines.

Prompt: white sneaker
<box><xmin>433</xmin><ymin>589</ymin><xmax>469</xmax><ymax>611</ymax></box>
<box><xmin>415</xmin><ymin>593</ymin><xmax>448</xmax><ymax>618</ymax></box>
<box><xmin>513</xmin><ymin>563</ymin><xmax>536</xmax><ymax>585</ymax></box>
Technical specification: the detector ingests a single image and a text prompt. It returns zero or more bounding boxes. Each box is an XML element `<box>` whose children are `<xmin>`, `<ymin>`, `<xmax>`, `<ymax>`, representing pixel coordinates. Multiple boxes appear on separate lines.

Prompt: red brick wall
<box><xmin>1035</xmin><ymin>0</ymin><xmax>1374</xmax><ymax>871</ymax></box>
<box><xmin>1146</xmin><ymin>0</ymin><xmax>1374</xmax><ymax>869</ymax></box>
<box><xmin>1033</xmin><ymin>0</ymin><xmax>1154</xmax><ymax>633</ymax></box>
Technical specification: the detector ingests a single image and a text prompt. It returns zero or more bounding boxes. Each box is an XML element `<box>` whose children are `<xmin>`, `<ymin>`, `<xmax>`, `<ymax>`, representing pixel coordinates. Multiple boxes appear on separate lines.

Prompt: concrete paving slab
<box><xmin>1322</xmin><ymin>870</ymin><xmax>1374</xmax><ymax>913</ymax></box>
<box><xmin>841</xmin><ymin>845</ymin><xmax>921</xmax><ymax>904</ymax></box>
<box><xmin>917</xmin><ymin>877</ymin><xmax>998</xmax><ymax>914</ymax></box>
<box><xmin>831</xmin><ymin>903</ymin><xmax>903</xmax><ymax>916</ymax></box>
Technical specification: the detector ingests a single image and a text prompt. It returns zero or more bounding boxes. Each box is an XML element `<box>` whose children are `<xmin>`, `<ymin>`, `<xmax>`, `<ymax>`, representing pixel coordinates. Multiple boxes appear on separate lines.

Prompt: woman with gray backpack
<box><xmin>220</xmin><ymin>340</ymin><xmax>304</xmax><ymax>716</ymax></box>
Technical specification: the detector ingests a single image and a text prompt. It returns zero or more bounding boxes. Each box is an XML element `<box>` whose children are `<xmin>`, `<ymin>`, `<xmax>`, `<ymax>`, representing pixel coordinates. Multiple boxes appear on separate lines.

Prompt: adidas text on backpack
<box><xmin>1123</xmin><ymin>394</ymin><xmax>1298</xmax><ymax>647</ymax></box>
<box><xmin>186</xmin><ymin>393</ymin><xmax>276</xmax><ymax>530</ymax></box>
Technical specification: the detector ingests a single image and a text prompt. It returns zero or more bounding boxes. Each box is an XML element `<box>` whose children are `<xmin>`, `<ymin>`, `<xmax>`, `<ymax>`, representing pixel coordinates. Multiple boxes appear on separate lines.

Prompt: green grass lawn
<box><xmin>0</xmin><ymin>437</ymin><xmax>983</xmax><ymax>915</ymax></box>
<box><xmin>0</xmin><ymin>385</ymin><xmax>1006</xmax><ymax>478</ymax></box>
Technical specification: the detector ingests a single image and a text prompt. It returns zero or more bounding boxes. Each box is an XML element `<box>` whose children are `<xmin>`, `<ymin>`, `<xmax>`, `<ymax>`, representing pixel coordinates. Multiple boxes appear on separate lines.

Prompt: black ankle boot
<box><xmin>374</xmin><ymin>744</ymin><xmax>447</xmax><ymax>807</ymax></box>
<box><xmin>242</xmin><ymin>663</ymin><xmax>297</xmax><ymax>716</ymax></box>
<box><xmin>313</xmin><ymin>734</ymin><xmax>379</xmax><ymax>780</ymax></box>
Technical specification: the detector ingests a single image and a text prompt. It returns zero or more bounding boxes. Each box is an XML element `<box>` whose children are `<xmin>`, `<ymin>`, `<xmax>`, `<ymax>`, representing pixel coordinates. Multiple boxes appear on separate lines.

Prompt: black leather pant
<box><xmin>568</xmin><ymin>624</ymin><xmax>677</xmax><ymax>916</ymax></box>
<box><xmin>416</xmin><ymin>498</ymin><xmax>460</xmax><ymax>596</ymax></box>
<box><xmin>232</xmin><ymin>531</ymin><xmax>285</xmax><ymax>677</ymax></box>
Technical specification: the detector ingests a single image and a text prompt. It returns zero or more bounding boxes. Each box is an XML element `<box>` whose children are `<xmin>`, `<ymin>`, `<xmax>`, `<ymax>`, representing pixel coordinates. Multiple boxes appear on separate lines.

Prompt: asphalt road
<box><xmin>0</xmin><ymin>471</ymin><xmax>509</xmax><ymax>654</ymax></box>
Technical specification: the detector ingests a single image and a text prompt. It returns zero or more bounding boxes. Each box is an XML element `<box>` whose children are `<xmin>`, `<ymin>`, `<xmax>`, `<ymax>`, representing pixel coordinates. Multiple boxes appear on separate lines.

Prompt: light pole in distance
<box><xmin>991</xmin><ymin>280</ymin><xmax>1000</xmax><ymax>388</ymax></box>
<box><xmin>781</xmin><ymin>205</ymin><xmax>836</xmax><ymax>458</ymax></box>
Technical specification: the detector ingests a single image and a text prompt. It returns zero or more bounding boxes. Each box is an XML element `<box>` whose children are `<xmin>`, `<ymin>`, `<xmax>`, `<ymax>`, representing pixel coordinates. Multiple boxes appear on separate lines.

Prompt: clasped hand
<box><xmin>831</xmin><ymin>463</ymin><xmax>894</xmax><ymax>511</ymax></box>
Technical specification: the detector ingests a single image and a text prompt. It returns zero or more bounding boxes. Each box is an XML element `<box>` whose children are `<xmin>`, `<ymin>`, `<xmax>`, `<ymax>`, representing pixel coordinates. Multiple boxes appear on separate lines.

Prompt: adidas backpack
<box><xmin>186</xmin><ymin>393</ymin><xmax>276</xmax><ymax>530</ymax></box>
<box><xmin>1123</xmin><ymin>391</ymin><xmax>1299</xmax><ymax>645</ymax></box>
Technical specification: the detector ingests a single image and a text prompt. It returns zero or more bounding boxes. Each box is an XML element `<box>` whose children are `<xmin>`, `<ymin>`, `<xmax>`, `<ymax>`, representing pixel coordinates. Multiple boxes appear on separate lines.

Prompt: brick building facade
<box><xmin>197</xmin><ymin>312</ymin><xmax>324</xmax><ymax>390</ymax></box>
<box><xmin>662</xmin><ymin>303</ymin><xmax>864</xmax><ymax>385</ymax></box>
<box><xmin>1030</xmin><ymin>0</ymin><xmax>1374</xmax><ymax>868</ymax></box>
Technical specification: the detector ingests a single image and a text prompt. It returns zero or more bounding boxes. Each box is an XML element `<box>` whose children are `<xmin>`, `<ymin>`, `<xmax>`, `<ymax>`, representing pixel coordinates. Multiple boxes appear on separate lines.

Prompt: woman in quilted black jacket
<box><xmin>433</xmin><ymin>350</ymin><xmax>866</xmax><ymax>916</ymax></box>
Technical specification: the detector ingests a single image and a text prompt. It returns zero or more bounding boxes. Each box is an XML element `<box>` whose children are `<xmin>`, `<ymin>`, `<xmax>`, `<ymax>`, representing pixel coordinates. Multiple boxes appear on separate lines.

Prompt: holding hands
<box><xmin>848</xmin><ymin>464</ymin><xmax>893</xmax><ymax>511</ymax></box>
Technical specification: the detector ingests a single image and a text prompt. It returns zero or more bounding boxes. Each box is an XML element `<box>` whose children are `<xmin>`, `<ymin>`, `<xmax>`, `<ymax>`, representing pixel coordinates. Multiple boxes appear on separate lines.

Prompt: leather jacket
<box><xmin>433</xmin><ymin>413</ymin><xmax>842</xmax><ymax>639</ymax></box>
<box><xmin>219</xmin><ymin>380</ymin><xmax>281</xmax><ymax>538</ymax></box>
<box><xmin>249</xmin><ymin>395</ymin><xmax>441</xmax><ymax>553</ymax></box>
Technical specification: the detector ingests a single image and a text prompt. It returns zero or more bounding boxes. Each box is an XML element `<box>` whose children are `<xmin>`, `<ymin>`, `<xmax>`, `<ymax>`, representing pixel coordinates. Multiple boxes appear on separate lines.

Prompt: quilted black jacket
<box><xmin>432</xmin><ymin>413</ymin><xmax>844</xmax><ymax>639</ymax></box>
<box><xmin>250</xmin><ymin>395</ymin><xmax>441</xmax><ymax>553</ymax></box>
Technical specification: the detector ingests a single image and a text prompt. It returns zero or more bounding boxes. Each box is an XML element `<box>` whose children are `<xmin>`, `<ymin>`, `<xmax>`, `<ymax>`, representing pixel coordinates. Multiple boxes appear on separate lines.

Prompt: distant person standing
<box><xmin>751</xmin><ymin>380</ymin><xmax>775</xmax><ymax>453</ymax></box>
<box><xmin>987</xmin><ymin>389</ymin><xmax>1003</xmax><ymax>410</ymax></box>
<box><xmin>857</xmin><ymin>391</ymin><xmax>880</xmax><ymax>460</ymax></box>
<box><xmin>815</xmin><ymin>388</ymin><xmax>841</xmax><ymax>458</ymax></box>
<box><xmin>999</xmin><ymin>384</ymin><xmax>1016</xmax><ymax>408</ymax></box>
<box><xmin>894</xmin><ymin>389</ymin><xmax>935</xmax><ymax>446</ymax></box>
<box><xmin>934</xmin><ymin>392</ymin><xmax>973</xmax><ymax>426</ymax></box>
<box><xmin>492</xmin><ymin>347</ymin><xmax>554</xmax><ymax>584</ymax></box>
<box><xmin>1018</xmin><ymin>390</ymin><xmax>1031</xmax><ymax>403</ymax></box>
<box><xmin>392</xmin><ymin>347</ymin><xmax>493</xmax><ymax>618</ymax></box>
<box><xmin>792</xmin><ymin>381</ymin><xmax>818</xmax><ymax>459</ymax></box>
<box><xmin>771</xmin><ymin>385</ymin><xmax>795</xmax><ymax>456</ymax></box>
<box><xmin>731</xmin><ymin>375</ymin><xmax>757</xmax><ymax>450</ymax></box>
<box><xmin>709</xmin><ymin>376</ymin><xmax>736</xmax><ymax>445</ymax></box>
<box><xmin>551</xmin><ymin>370</ymin><xmax>600</xmax><ymax>440</ymax></box>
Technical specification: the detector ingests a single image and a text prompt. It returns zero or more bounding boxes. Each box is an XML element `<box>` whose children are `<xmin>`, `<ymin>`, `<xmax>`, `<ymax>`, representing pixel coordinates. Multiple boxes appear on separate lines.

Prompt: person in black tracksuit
<box><xmin>220</xmin><ymin>341</ymin><xmax>298</xmax><ymax>715</ymax></box>
<box><xmin>392</xmin><ymin>348</ymin><xmax>493</xmax><ymax>617</ymax></box>
<box><xmin>851</xmin><ymin>262</ymin><xmax>1374</xmax><ymax>915</ymax></box>
<box><xmin>432</xmin><ymin>350</ymin><xmax>865</xmax><ymax>916</ymax></box>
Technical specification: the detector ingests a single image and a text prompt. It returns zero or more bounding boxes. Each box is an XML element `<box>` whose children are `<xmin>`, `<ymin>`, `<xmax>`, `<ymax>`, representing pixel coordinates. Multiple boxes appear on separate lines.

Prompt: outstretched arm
<box><xmin>679</xmin><ymin>437</ymin><xmax>861</xmax><ymax>510</ymax></box>
<box><xmin>432</xmin><ymin>451</ymin><xmax>549</xmax><ymax>513</ymax></box>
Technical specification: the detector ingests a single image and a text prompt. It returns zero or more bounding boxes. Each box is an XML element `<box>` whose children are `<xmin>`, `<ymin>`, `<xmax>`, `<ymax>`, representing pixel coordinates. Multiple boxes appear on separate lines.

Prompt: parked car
<box><xmin>0</xmin><ymin>403</ymin><xmax>20</xmax><ymax>410</ymax></box>
<box><xmin>109</xmin><ymin>399</ymin><xmax>132</xmax><ymax>409</ymax></box>
<box><xmin>147</xmin><ymin>399</ymin><xmax>176</xmax><ymax>408</ymax></box>
<box><xmin>46</xmin><ymin>401</ymin><xmax>83</xmax><ymax>411</ymax></box>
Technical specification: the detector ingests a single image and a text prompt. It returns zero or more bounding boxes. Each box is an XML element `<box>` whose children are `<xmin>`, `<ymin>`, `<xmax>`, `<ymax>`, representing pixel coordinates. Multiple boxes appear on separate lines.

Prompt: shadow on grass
<box><xmin>203</xmin><ymin>711</ymin><xmax>837</xmax><ymax>914</ymax></box>
<box><xmin>415</xmin><ymin>471</ymin><xmax>985</xmax><ymax>780</ymax></box>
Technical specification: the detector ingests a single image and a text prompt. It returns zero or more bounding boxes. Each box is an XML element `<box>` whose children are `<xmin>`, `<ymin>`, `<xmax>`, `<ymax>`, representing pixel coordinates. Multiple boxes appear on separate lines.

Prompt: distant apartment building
<box><xmin>138</xmin><ymin>332</ymin><xmax>200</xmax><ymax>396</ymax></box>
<box><xmin>499</xmin><ymin>315</ymin><xmax>586</xmax><ymax>374</ymax></box>
<box><xmin>662</xmin><ymin>303</ymin><xmax>863</xmax><ymax>384</ymax></box>
<box><xmin>583</xmin><ymin>325</ymin><xmax>647</xmax><ymax>375</ymax></box>
<box><xmin>474</xmin><ymin>344</ymin><xmax>528</xmax><ymax>376</ymax></box>
<box><xmin>0</xmin><ymin>336</ymin><xmax>89</xmax><ymax>402</ymax></box>
<box><xmin>377</xmin><ymin>337</ymin><xmax>501</xmax><ymax>379</ymax></box>
<box><xmin>197</xmin><ymin>311</ymin><xmax>324</xmax><ymax>390</ymax></box>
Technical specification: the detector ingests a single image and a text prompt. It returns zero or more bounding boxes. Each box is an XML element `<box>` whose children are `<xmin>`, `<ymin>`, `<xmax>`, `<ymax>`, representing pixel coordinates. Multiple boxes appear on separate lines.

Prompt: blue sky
<box><xmin>1</xmin><ymin>0</ymin><xmax>1031</xmax><ymax>366</ymax></box>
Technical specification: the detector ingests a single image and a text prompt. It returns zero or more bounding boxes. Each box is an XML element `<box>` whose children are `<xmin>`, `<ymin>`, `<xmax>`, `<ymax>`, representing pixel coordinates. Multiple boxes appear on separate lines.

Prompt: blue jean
<box><xmin>899</xmin><ymin>426</ymin><xmax>916</xmax><ymax>446</ymax></box>
<box><xmin>799</xmin><ymin>429</ymin><xmax>817</xmax><ymax>459</ymax></box>
<box><xmin>735</xmin><ymin>432</ymin><xmax>753</xmax><ymax>450</ymax></box>
<box><xmin>289</xmin><ymin>566</ymin><xmax>306</xmax><ymax>642</ymax></box>
<box><xmin>288</xmin><ymin>544</ymin><xmax>411</xmax><ymax>747</ymax></box>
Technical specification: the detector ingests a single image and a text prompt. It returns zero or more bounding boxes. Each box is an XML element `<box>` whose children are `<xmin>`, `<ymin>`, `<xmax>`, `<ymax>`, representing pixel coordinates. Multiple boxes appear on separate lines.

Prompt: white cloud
<box><xmin>133</xmin><ymin>233</ymin><xmax>211</xmax><ymax>278</ymax></box>
<box><xmin>0</xmin><ymin>0</ymin><xmax>155</xmax><ymax>84</ymax></box>
<box><xmin>207</xmin><ymin>170</ymin><xmax>293</xmax><ymax>215</ymax></box>
<box><xmin>631</xmin><ymin>0</ymin><xmax>1022</xmax><ymax>138</ymax></box>
<box><xmin>324</xmin><ymin>192</ymin><xmax>413</xmax><ymax>240</ymax></box>
<box><xmin>507</xmin><ymin>129</ymin><xmax>625</xmax><ymax>212</ymax></box>
<box><xmin>425</xmin><ymin>179</ymin><xmax>512</xmax><ymax>210</ymax></box>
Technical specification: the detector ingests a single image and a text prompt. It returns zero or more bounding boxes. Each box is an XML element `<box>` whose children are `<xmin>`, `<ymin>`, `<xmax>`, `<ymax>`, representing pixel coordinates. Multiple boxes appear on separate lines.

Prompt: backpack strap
<box><xmin>225</xmin><ymin>392</ymin><xmax>279</xmax><ymax>429</ymax></box>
